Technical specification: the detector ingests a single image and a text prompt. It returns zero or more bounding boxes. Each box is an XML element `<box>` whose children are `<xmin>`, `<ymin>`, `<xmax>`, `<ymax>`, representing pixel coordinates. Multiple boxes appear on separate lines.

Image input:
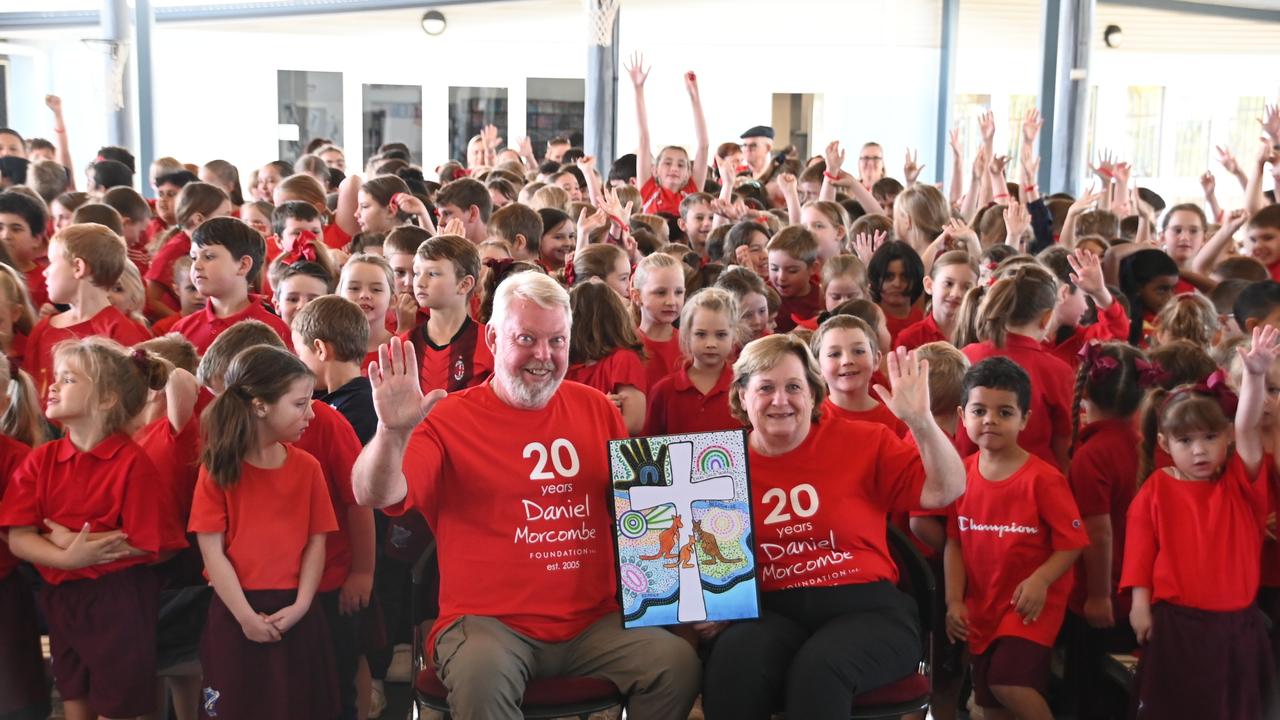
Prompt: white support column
<box><xmin>584</xmin><ymin>5</ymin><xmax>619</xmax><ymax>164</ymax></box>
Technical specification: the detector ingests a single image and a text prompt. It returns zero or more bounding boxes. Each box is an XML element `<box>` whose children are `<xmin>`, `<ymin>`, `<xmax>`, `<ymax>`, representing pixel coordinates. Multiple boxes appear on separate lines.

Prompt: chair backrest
<box><xmin>886</xmin><ymin>524</ymin><xmax>936</xmax><ymax>636</ymax></box>
<box><xmin>410</xmin><ymin>540</ymin><xmax>441</xmax><ymax>625</ymax></box>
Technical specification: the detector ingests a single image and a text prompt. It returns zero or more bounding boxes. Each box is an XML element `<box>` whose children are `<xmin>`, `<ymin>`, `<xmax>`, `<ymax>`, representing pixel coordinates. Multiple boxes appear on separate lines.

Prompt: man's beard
<box><xmin>494</xmin><ymin>361</ymin><xmax>562</xmax><ymax>409</ymax></box>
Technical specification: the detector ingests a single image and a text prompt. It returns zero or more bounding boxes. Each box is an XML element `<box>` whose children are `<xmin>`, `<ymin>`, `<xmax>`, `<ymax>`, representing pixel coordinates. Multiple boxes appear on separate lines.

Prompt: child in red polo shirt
<box><xmin>811</xmin><ymin>314</ymin><xmax>907</xmax><ymax>437</ymax></box>
<box><xmin>897</xmin><ymin>251</ymin><xmax>975</xmax><ymax>351</ymax></box>
<box><xmin>645</xmin><ymin>287</ymin><xmax>741</xmax><ymax>435</ymax></box>
<box><xmin>626</xmin><ymin>53</ymin><xmax>708</xmax><ymax>217</ymax></box>
<box><xmin>1121</xmin><ymin>326</ymin><xmax>1280</xmax><ymax>719</ymax></box>
<box><xmin>143</xmin><ymin>181</ymin><xmax>229</xmax><ymax>321</ymax></box>
<box><xmin>945</xmin><ymin>357</ymin><xmax>1087</xmax><ymax>720</ymax></box>
<box><xmin>631</xmin><ymin>252</ymin><xmax>686</xmax><ymax>391</ymax></box>
<box><xmin>150</xmin><ymin>256</ymin><xmax>203</xmax><ymax>336</ymax></box>
<box><xmin>1037</xmin><ymin>247</ymin><xmax>1128</xmax><ymax>369</ymax></box>
<box><xmin>0</xmin><ymin>191</ymin><xmax>51</xmax><ymax>312</ymax></box>
<box><xmin>1061</xmin><ymin>341</ymin><xmax>1149</xmax><ymax>719</ymax></box>
<box><xmin>768</xmin><ymin>226</ymin><xmax>824</xmax><ymax>333</ymax></box>
<box><xmin>0</xmin><ymin>338</ymin><xmax>186</xmax><ymax>720</ymax></box>
<box><xmin>172</xmin><ymin>217</ymin><xmax>291</xmax><ymax>353</ymax></box>
<box><xmin>0</xmin><ymin>358</ymin><xmax>46</xmax><ymax>720</ymax></box>
<box><xmin>868</xmin><ymin>240</ymin><xmax>926</xmax><ymax>347</ymax></box>
<box><xmin>338</xmin><ymin>253</ymin><xmax>396</xmax><ymax>374</ymax></box>
<box><xmin>26</xmin><ymin>223</ymin><xmax>151</xmax><ymax>398</ymax></box>
<box><xmin>401</xmin><ymin>234</ymin><xmax>494</xmax><ymax>393</ymax></box>
<box><xmin>190</xmin><ymin>345</ymin><xmax>339</xmax><ymax>720</ymax></box>
<box><xmin>960</xmin><ymin>263</ymin><xmax>1074</xmax><ymax>470</ymax></box>
<box><xmin>1245</xmin><ymin>205</ymin><xmax>1280</xmax><ymax>282</ymax></box>
<box><xmin>566</xmin><ymin>282</ymin><xmax>647</xmax><ymax>434</ymax></box>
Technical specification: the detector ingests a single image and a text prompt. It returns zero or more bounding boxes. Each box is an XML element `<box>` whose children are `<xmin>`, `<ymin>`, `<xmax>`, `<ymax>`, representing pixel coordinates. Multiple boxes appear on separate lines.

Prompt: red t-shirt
<box><xmin>1067</xmin><ymin>417</ymin><xmax>1139</xmax><ymax>614</ymax></box>
<box><xmin>643</xmin><ymin>362</ymin><xmax>741</xmax><ymax>436</ymax></box>
<box><xmin>775</xmin><ymin>282</ymin><xmax>823</xmax><ymax>334</ymax></box>
<box><xmin>189</xmin><ymin>445</ymin><xmax>338</xmax><ymax>591</ymax></box>
<box><xmin>883</xmin><ymin>306</ymin><xmax>924</xmax><ymax>348</ymax></box>
<box><xmin>323</xmin><ymin>222</ymin><xmax>350</xmax><ymax>250</ymax></box>
<box><xmin>23</xmin><ymin>260</ymin><xmax>49</xmax><ymax>311</ymax></box>
<box><xmin>640</xmin><ymin>176</ymin><xmax>698</xmax><ymax>217</ymax></box>
<box><xmin>399</xmin><ymin>317</ymin><xmax>495</xmax><ymax>394</ymax></box>
<box><xmin>26</xmin><ymin>306</ymin><xmax>152</xmax><ymax>398</ymax></box>
<box><xmin>135</xmin><ymin>415</ymin><xmax>201</xmax><ymax>524</ymax></box>
<box><xmin>144</xmin><ymin>230</ymin><xmax>191</xmax><ymax>314</ymax></box>
<box><xmin>171</xmin><ymin>298</ymin><xmax>292</xmax><ymax>355</ymax></box>
<box><xmin>294</xmin><ymin>400</ymin><xmax>364</xmax><ymax>592</ymax></box>
<box><xmin>639</xmin><ymin>329</ymin><xmax>682</xmax><ymax>393</ymax></box>
<box><xmin>948</xmin><ymin>453</ymin><xmax>1088</xmax><ymax>654</ymax></box>
<box><xmin>150</xmin><ymin>312</ymin><xmax>185</xmax><ymax>337</ymax></box>
<box><xmin>566</xmin><ymin>348</ymin><xmax>647</xmax><ymax>395</ymax></box>
<box><xmin>960</xmin><ymin>334</ymin><xmax>1074</xmax><ymax>467</ymax></box>
<box><xmin>896</xmin><ymin>313</ymin><xmax>947</xmax><ymax>351</ymax></box>
<box><xmin>1042</xmin><ymin>301</ymin><xmax>1130</xmax><ymax>370</ymax></box>
<box><xmin>749</xmin><ymin>417</ymin><xmax>926</xmax><ymax>592</ymax></box>
<box><xmin>820</xmin><ymin>397</ymin><xmax>907</xmax><ymax>438</ymax></box>
<box><xmin>385</xmin><ymin>381</ymin><xmax>626</xmax><ymax>648</ymax></box>
<box><xmin>0</xmin><ymin>433</ymin><xmax>187</xmax><ymax>584</ymax></box>
<box><xmin>0</xmin><ymin>434</ymin><xmax>32</xmax><ymax>580</ymax></box>
<box><xmin>1121</xmin><ymin>455</ymin><xmax>1267</xmax><ymax>611</ymax></box>
<box><xmin>141</xmin><ymin>216</ymin><xmax>169</xmax><ymax>248</ymax></box>
<box><xmin>1269</xmin><ymin>260</ymin><xmax>1280</xmax><ymax>283</ymax></box>
<box><xmin>1261</xmin><ymin>459</ymin><xmax>1280</xmax><ymax>588</ymax></box>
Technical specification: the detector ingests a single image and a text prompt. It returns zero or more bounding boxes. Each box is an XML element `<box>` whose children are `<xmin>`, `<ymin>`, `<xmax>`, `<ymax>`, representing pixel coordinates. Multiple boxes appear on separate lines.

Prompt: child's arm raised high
<box><xmin>1235</xmin><ymin>324</ymin><xmax>1280</xmax><ymax>478</ymax></box>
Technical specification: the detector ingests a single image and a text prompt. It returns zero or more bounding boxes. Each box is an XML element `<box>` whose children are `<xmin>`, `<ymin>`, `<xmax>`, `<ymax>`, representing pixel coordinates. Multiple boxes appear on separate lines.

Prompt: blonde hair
<box><xmin>530</xmin><ymin>185</ymin><xmax>570</xmax><ymax>213</ymax></box>
<box><xmin>821</xmin><ymin>254</ymin><xmax>867</xmax><ymax>290</ymax></box>
<box><xmin>276</xmin><ymin>173</ymin><xmax>331</xmax><ymax>221</ymax></box>
<box><xmin>340</xmin><ymin>252</ymin><xmax>395</xmax><ymax>292</ymax></box>
<box><xmin>572</xmin><ymin>244</ymin><xmax>627</xmax><ymax>287</ymax></box>
<box><xmin>679</xmin><ymin>288</ymin><xmax>740</xmax><ymax>357</ymax></box>
<box><xmin>112</xmin><ymin>261</ymin><xmax>147</xmax><ymax>326</ymax></box>
<box><xmin>976</xmin><ymin>263</ymin><xmax>1059</xmax><ymax>348</ymax></box>
<box><xmin>896</xmin><ymin>184</ymin><xmax>951</xmax><ymax>243</ymax></box>
<box><xmin>729</xmin><ymin>334</ymin><xmax>826</xmax><ymax>425</ymax></box>
<box><xmin>914</xmin><ymin>341</ymin><xmax>970</xmax><ymax>417</ymax></box>
<box><xmin>0</xmin><ymin>263</ymin><xmax>36</xmax><ymax>339</ymax></box>
<box><xmin>1154</xmin><ymin>293</ymin><xmax>1220</xmax><ymax>348</ymax></box>
<box><xmin>0</xmin><ymin>353</ymin><xmax>46</xmax><ymax>446</ymax></box>
<box><xmin>52</xmin><ymin>223</ymin><xmax>129</xmax><ymax>288</ymax></box>
<box><xmin>766</xmin><ymin>225</ymin><xmax>820</xmax><ymax>266</ymax></box>
<box><xmin>52</xmin><ymin>337</ymin><xmax>170</xmax><ymax>437</ymax></box>
<box><xmin>811</xmin><ymin>314</ymin><xmax>879</xmax><ymax>356</ymax></box>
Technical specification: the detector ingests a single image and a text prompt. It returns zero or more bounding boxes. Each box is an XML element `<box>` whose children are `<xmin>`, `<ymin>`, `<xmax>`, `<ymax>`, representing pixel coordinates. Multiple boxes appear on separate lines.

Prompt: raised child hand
<box><xmin>948</xmin><ymin>127</ymin><xmax>963</xmax><ymax>158</ymax></box>
<box><xmin>1200</xmin><ymin>170</ymin><xmax>1217</xmax><ymax>197</ymax></box>
<box><xmin>45</xmin><ymin>94</ymin><xmax>63</xmax><ymax>114</ymax></box>
<box><xmin>625</xmin><ymin>51</ymin><xmax>649</xmax><ymax>88</ymax></box>
<box><xmin>852</xmin><ymin>230</ymin><xmax>886</xmax><ymax>265</ymax></box>
<box><xmin>369</xmin><ymin>337</ymin><xmax>447</xmax><ymax>433</ymax></box>
<box><xmin>873</xmin><ymin>348</ymin><xmax>932</xmax><ymax>427</ymax></box>
<box><xmin>1002</xmin><ymin>203</ymin><xmax>1030</xmax><ymax>248</ymax></box>
<box><xmin>684</xmin><ymin>70</ymin><xmax>699</xmax><ymax>98</ymax></box>
<box><xmin>978</xmin><ymin>110</ymin><xmax>996</xmax><ymax>146</ymax></box>
<box><xmin>777</xmin><ymin>172</ymin><xmax>797</xmax><ymax>195</ymax></box>
<box><xmin>1238</xmin><ymin>323</ymin><xmax>1280</xmax><ymax>377</ymax></box>
<box><xmin>823</xmin><ymin>140</ymin><xmax>845</xmax><ymax>178</ymax></box>
<box><xmin>1011</xmin><ymin>573</ymin><xmax>1049</xmax><ymax>623</ymax></box>
<box><xmin>903</xmin><ymin>148</ymin><xmax>924</xmax><ymax>185</ymax></box>
<box><xmin>1021</xmin><ymin>107</ymin><xmax>1043</xmax><ymax>145</ymax></box>
<box><xmin>1067</xmin><ymin>249</ymin><xmax>1107</xmax><ymax>298</ymax></box>
<box><xmin>1216</xmin><ymin>145</ymin><xmax>1242</xmax><ymax>175</ymax></box>
<box><xmin>1261</xmin><ymin>104</ymin><xmax>1280</xmax><ymax>145</ymax></box>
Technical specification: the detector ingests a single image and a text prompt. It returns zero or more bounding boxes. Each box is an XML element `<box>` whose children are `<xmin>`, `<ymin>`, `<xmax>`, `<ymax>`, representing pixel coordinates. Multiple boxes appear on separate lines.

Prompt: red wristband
<box><xmin>1024</xmin><ymin>184</ymin><xmax>1038</xmax><ymax>193</ymax></box>
<box><xmin>823</xmin><ymin>171</ymin><xmax>840</xmax><ymax>181</ymax></box>
<box><xmin>993</xmin><ymin>193</ymin><xmax>1010</xmax><ymax>201</ymax></box>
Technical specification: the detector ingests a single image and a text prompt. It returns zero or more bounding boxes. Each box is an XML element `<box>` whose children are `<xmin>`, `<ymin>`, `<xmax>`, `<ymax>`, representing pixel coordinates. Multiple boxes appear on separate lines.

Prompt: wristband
<box><xmin>54</xmin><ymin>127</ymin><xmax>66</xmax><ymax>133</ymax></box>
<box><xmin>1023</xmin><ymin>184</ymin><xmax>1037</xmax><ymax>194</ymax></box>
<box><xmin>822</xmin><ymin>171</ymin><xmax>840</xmax><ymax>181</ymax></box>
<box><xmin>993</xmin><ymin>193</ymin><xmax>1010</xmax><ymax>201</ymax></box>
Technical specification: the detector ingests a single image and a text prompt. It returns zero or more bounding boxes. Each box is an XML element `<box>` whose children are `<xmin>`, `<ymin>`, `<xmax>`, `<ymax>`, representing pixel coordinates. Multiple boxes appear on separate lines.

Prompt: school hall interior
<box><xmin>2</xmin><ymin>0</ymin><xmax>1280</xmax><ymax>719</ymax></box>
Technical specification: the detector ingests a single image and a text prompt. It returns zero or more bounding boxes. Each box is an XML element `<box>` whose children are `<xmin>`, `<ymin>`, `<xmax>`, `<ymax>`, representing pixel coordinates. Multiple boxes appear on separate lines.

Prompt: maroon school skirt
<box><xmin>41</xmin><ymin>564</ymin><xmax>159</xmax><ymax>717</ymax></box>
<box><xmin>1133</xmin><ymin>602</ymin><xmax>1279</xmax><ymax>719</ymax></box>
<box><xmin>199</xmin><ymin>589</ymin><xmax>339</xmax><ymax>720</ymax></box>
<box><xmin>0</xmin><ymin>570</ymin><xmax>49</xmax><ymax>720</ymax></box>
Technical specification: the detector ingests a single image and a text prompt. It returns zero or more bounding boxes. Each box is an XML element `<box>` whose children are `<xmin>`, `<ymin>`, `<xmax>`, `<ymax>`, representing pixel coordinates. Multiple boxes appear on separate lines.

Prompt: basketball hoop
<box><xmin>82</xmin><ymin>38</ymin><xmax>130</xmax><ymax>111</ymax></box>
<box><xmin>585</xmin><ymin>0</ymin><xmax>621</xmax><ymax>47</ymax></box>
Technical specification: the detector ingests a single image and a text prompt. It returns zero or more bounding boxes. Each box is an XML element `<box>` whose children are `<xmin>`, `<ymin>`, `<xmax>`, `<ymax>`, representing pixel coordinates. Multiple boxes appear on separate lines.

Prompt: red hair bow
<box><xmin>1134</xmin><ymin>358</ymin><xmax>1170</xmax><ymax>388</ymax></box>
<box><xmin>564</xmin><ymin>261</ymin><xmax>576</xmax><ymax>286</ymax></box>
<box><xmin>1078</xmin><ymin>342</ymin><xmax>1120</xmax><ymax>384</ymax></box>
<box><xmin>484</xmin><ymin>257</ymin><xmax>516</xmax><ymax>283</ymax></box>
<box><xmin>1197</xmin><ymin>369</ymin><xmax>1239</xmax><ymax>418</ymax></box>
<box><xmin>280</xmin><ymin>229</ymin><xmax>320</xmax><ymax>265</ymax></box>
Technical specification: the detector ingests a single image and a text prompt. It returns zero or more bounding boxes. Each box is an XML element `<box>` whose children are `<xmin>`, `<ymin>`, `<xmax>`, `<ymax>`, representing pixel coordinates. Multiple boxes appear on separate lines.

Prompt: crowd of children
<box><xmin>1</xmin><ymin>78</ymin><xmax>1280</xmax><ymax>720</ymax></box>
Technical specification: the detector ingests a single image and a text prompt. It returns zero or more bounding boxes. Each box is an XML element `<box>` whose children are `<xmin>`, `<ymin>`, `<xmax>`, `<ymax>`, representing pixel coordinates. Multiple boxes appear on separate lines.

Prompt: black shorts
<box><xmin>0</xmin><ymin>570</ymin><xmax>50</xmax><ymax>719</ymax></box>
<box><xmin>971</xmin><ymin>636</ymin><xmax>1051</xmax><ymax>709</ymax></box>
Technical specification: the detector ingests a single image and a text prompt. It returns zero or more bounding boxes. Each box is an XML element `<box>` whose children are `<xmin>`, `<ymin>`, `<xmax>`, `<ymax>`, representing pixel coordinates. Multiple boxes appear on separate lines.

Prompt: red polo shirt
<box><xmin>566</xmin><ymin>348</ymin><xmax>647</xmax><ymax>395</ymax></box>
<box><xmin>294</xmin><ymin>399</ymin><xmax>364</xmax><ymax>592</ymax></box>
<box><xmin>144</xmin><ymin>230</ymin><xmax>191</xmax><ymax>314</ymax></box>
<box><xmin>960</xmin><ymin>333</ymin><xmax>1074</xmax><ymax>467</ymax></box>
<box><xmin>1067</xmin><ymin>417</ymin><xmax>1140</xmax><ymax>615</ymax></box>
<box><xmin>639</xmin><ymin>329</ymin><xmax>682</xmax><ymax>393</ymax></box>
<box><xmin>1043</xmin><ymin>301</ymin><xmax>1130</xmax><ymax>369</ymax></box>
<box><xmin>0</xmin><ymin>434</ymin><xmax>32</xmax><ymax>581</ymax></box>
<box><xmin>643</xmin><ymin>362</ymin><xmax>741</xmax><ymax>436</ymax></box>
<box><xmin>0</xmin><ymin>433</ymin><xmax>188</xmax><ymax>585</ymax></box>
<box><xmin>1121</xmin><ymin>455</ymin><xmax>1267</xmax><ymax>611</ymax></box>
<box><xmin>22</xmin><ymin>260</ymin><xmax>49</xmax><ymax>311</ymax></box>
<box><xmin>884</xmin><ymin>306</ymin><xmax>924</xmax><ymax>348</ymax></box>
<box><xmin>640</xmin><ymin>176</ymin><xmax>698</xmax><ymax>217</ymax></box>
<box><xmin>171</xmin><ymin>297</ymin><xmax>292</xmax><ymax>354</ymax></box>
<box><xmin>775</xmin><ymin>282</ymin><xmax>823</xmax><ymax>334</ymax></box>
<box><xmin>820</xmin><ymin>397</ymin><xmax>907</xmax><ymax>438</ymax></box>
<box><xmin>135</xmin><ymin>415</ymin><xmax>201</xmax><ymax>524</ymax></box>
<box><xmin>896</xmin><ymin>313</ymin><xmax>947</xmax><ymax>351</ymax></box>
<box><xmin>26</xmin><ymin>306</ymin><xmax>152</xmax><ymax>398</ymax></box>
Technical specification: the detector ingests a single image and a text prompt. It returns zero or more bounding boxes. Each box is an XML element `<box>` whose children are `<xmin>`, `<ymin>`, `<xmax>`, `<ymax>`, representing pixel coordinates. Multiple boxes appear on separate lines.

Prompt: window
<box><xmin>1005</xmin><ymin>94</ymin><xmax>1038</xmax><ymax>175</ymax></box>
<box><xmin>952</xmin><ymin>93</ymin><xmax>992</xmax><ymax>169</ymax></box>
<box><xmin>363</xmin><ymin>84</ymin><xmax>422</xmax><ymax>164</ymax></box>
<box><xmin>1229</xmin><ymin>96</ymin><xmax>1267</xmax><ymax>160</ymax></box>
<box><xmin>771</xmin><ymin>93</ymin><xmax>819</xmax><ymax>161</ymax></box>
<box><xmin>1126</xmin><ymin>86</ymin><xmax>1165</xmax><ymax>177</ymax></box>
<box><xmin>526</xmin><ymin>78</ymin><xmax>585</xmax><ymax>157</ymax></box>
<box><xmin>448</xmin><ymin>86</ymin><xmax>508</xmax><ymax>165</ymax></box>
<box><xmin>1172</xmin><ymin>119</ymin><xmax>1207</xmax><ymax>179</ymax></box>
<box><xmin>277</xmin><ymin>70</ymin><xmax>343</xmax><ymax>164</ymax></box>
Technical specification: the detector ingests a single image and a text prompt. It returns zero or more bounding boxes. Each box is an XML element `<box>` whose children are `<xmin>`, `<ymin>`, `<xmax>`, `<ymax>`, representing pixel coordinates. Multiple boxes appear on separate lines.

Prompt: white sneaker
<box><xmin>368</xmin><ymin>679</ymin><xmax>387</xmax><ymax>719</ymax></box>
<box><xmin>385</xmin><ymin>643</ymin><xmax>413</xmax><ymax>683</ymax></box>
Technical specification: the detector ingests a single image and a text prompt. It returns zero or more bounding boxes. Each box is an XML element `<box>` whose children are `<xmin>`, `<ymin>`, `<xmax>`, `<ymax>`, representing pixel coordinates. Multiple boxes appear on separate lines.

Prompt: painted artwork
<box><xmin>609</xmin><ymin>430</ymin><xmax>760</xmax><ymax>628</ymax></box>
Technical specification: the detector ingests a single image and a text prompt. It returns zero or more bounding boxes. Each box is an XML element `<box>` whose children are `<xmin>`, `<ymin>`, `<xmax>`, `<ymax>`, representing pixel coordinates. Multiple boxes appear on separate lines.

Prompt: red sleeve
<box><xmin>305</xmin><ymin>457</ymin><xmax>340</xmax><ymax>535</ymax></box>
<box><xmin>870</xmin><ymin>424</ymin><xmax>927</xmax><ymax>513</ymax></box>
<box><xmin>0</xmin><ymin>452</ymin><xmax>41</xmax><ymax>529</ymax></box>
<box><xmin>1119</xmin><ymin>483</ymin><xmax>1157</xmax><ymax>590</ymax></box>
<box><xmin>121</xmin><ymin>450</ymin><xmax>186</xmax><ymax>553</ymax></box>
<box><xmin>642</xmin><ymin>377</ymin><xmax>670</xmax><ymax>436</ymax></box>
<box><xmin>1046</xmin><ymin>364</ymin><xmax>1074</xmax><ymax>438</ymax></box>
<box><xmin>1082</xmin><ymin>300</ymin><xmax>1130</xmax><ymax>343</ymax></box>
<box><xmin>614</xmin><ymin>350</ymin><xmax>648</xmax><ymax>394</ymax></box>
<box><xmin>323</xmin><ymin>223</ymin><xmax>351</xmax><ymax>250</ymax></box>
<box><xmin>640</xmin><ymin>177</ymin><xmax>659</xmax><ymax>202</ymax></box>
<box><xmin>144</xmin><ymin>235</ymin><xmax>185</xmax><ymax>283</ymax></box>
<box><xmin>116</xmin><ymin>317</ymin><xmax>154</xmax><ymax>346</ymax></box>
<box><xmin>187</xmin><ymin>469</ymin><xmax>228</xmax><ymax>534</ymax></box>
<box><xmin>1035</xmin><ymin>468</ymin><xmax>1089</xmax><ymax>550</ymax></box>
<box><xmin>1068</xmin><ymin>442</ymin><xmax>1113</xmax><ymax>517</ymax></box>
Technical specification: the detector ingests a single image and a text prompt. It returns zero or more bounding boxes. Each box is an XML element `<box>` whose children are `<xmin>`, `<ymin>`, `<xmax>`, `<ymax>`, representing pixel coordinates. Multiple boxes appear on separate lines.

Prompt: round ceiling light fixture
<box><xmin>1103</xmin><ymin>24</ymin><xmax>1123</xmax><ymax>48</ymax></box>
<box><xmin>421</xmin><ymin>10</ymin><xmax>447</xmax><ymax>36</ymax></box>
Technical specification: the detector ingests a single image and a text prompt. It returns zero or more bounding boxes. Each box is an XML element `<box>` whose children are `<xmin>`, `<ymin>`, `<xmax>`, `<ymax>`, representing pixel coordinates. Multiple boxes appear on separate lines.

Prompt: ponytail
<box><xmin>976</xmin><ymin>264</ymin><xmax>1058</xmax><ymax>349</ymax></box>
<box><xmin>952</xmin><ymin>284</ymin><xmax>987</xmax><ymax>348</ymax></box>
<box><xmin>1071</xmin><ymin>342</ymin><xmax>1149</xmax><ymax>453</ymax></box>
<box><xmin>199</xmin><ymin>345</ymin><xmax>311</xmax><ymax>488</ymax></box>
<box><xmin>0</xmin><ymin>355</ymin><xmax>46</xmax><ymax>446</ymax></box>
<box><xmin>1137</xmin><ymin>388</ymin><xmax>1170</xmax><ymax>485</ymax></box>
<box><xmin>51</xmin><ymin>338</ymin><xmax>170</xmax><ymax>437</ymax></box>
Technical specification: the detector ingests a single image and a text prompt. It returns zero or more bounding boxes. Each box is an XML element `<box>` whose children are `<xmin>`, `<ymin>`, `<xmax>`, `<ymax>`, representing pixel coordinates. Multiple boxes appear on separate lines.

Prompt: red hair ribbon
<box><xmin>564</xmin><ymin>261</ymin><xmax>576</xmax><ymax>286</ymax></box>
<box><xmin>454</xmin><ymin>168</ymin><xmax>471</xmax><ymax>178</ymax></box>
<box><xmin>1163</xmin><ymin>369</ymin><xmax>1238</xmax><ymax>418</ymax></box>
<box><xmin>484</xmin><ymin>257</ymin><xmax>516</xmax><ymax>281</ymax></box>
<box><xmin>1077</xmin><ymin>342</ymin><xmax>1120</xmax><ymax>384</ymax></box>
<box><xmin>280</xmin><ymin>229</ymin><xmax>319</xmax><ymax>265</ymax></box>
<box><xmin>129</xmin><ymin>348</ymin><xmax>150</xmax><ymax>370</ymax></box>
<box><xmin>1134</xmin><ymin>358</ymin><xmax>1170</xmax><ymax>388</ymax></box>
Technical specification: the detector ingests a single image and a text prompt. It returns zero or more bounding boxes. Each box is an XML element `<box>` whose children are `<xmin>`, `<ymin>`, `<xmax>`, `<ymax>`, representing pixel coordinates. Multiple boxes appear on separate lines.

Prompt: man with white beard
<box><xmin>352</xmin><ymin>272</ymin><xmax>700</xmax><ymax>720</ymax></box>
